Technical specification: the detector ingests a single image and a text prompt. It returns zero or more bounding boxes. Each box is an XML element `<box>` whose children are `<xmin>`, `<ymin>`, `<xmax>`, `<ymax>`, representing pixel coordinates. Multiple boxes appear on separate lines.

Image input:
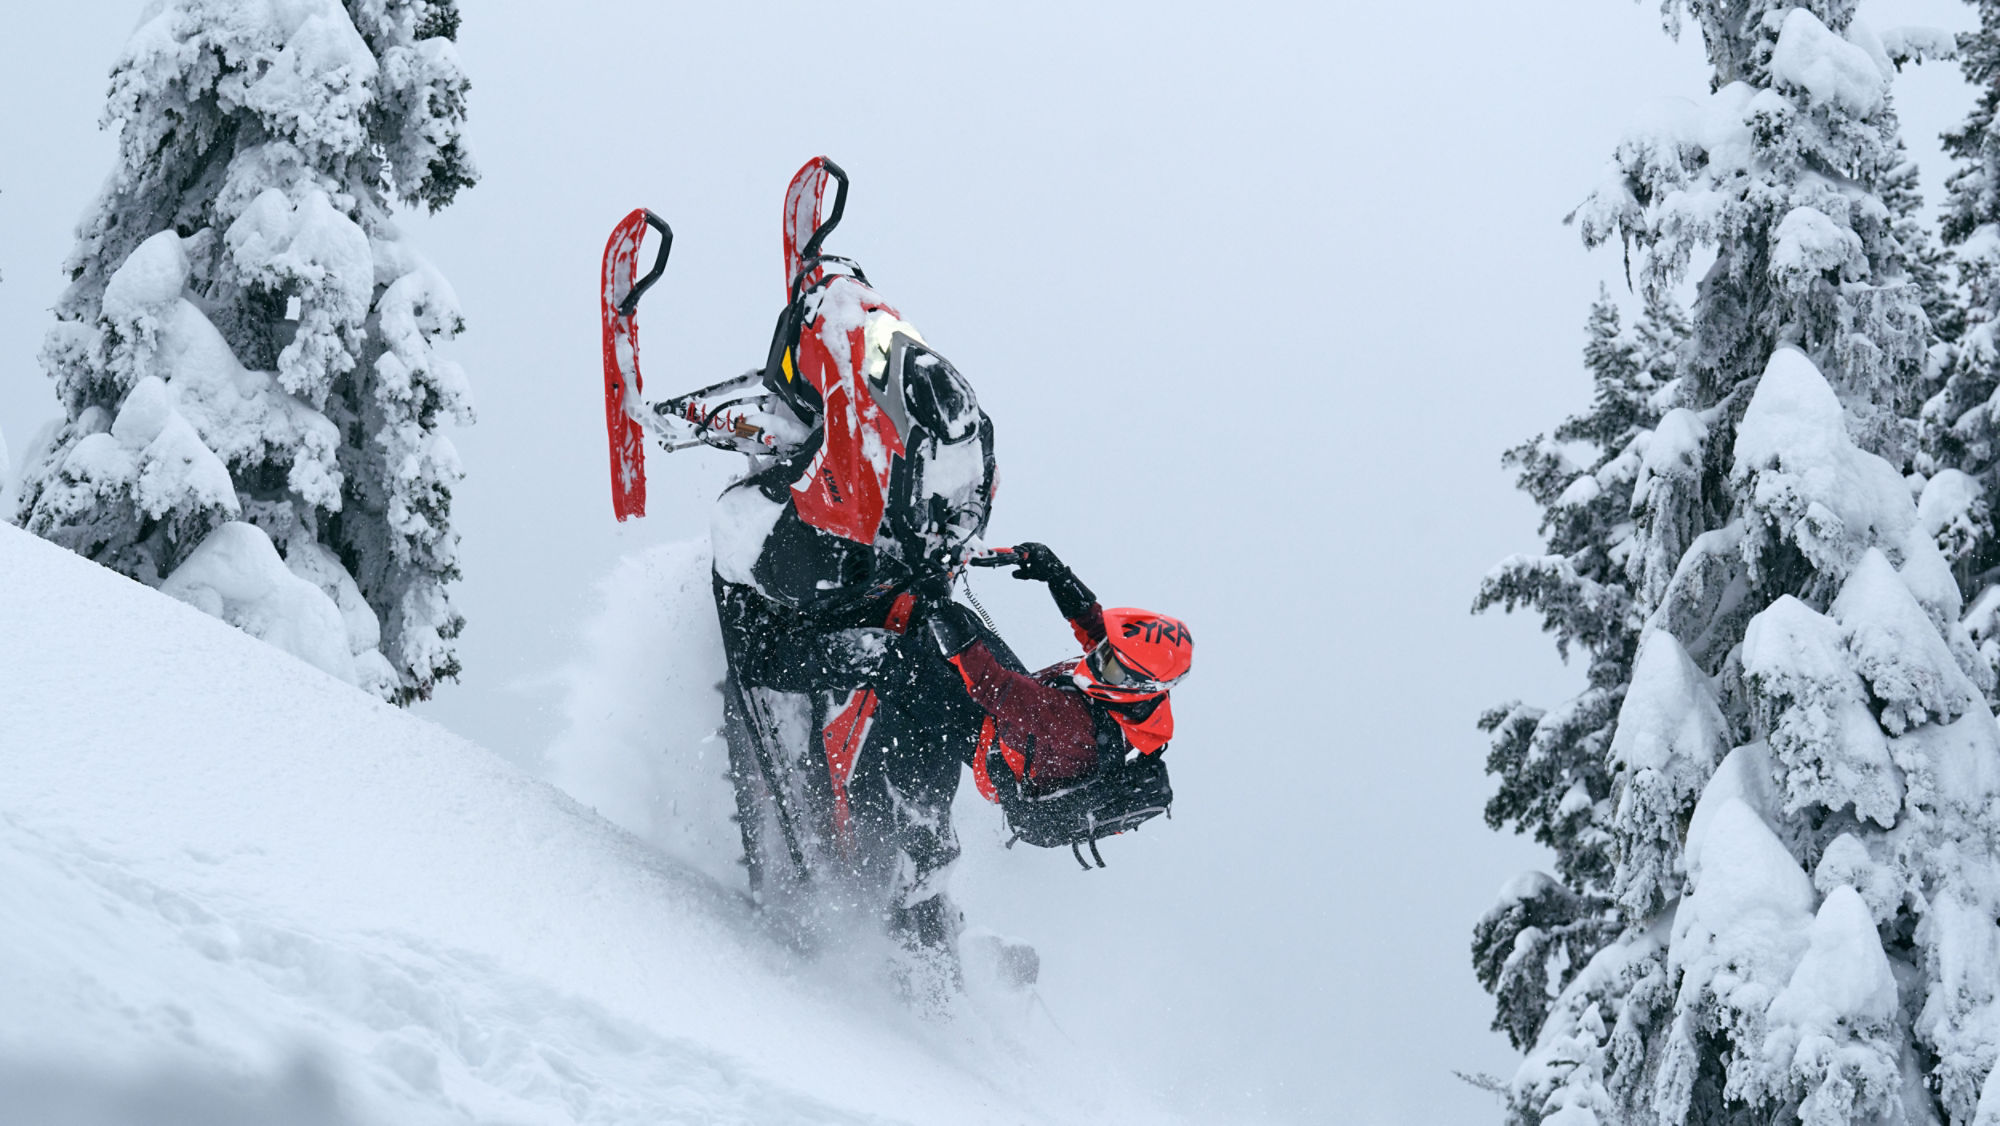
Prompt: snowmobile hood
<box><xmin>763</xmin><ymin>157</ymin><xmax>996</xmax><ymax>563</ymax></box>
<box><xmin>775</xmin><ymin>278</ymin><xmax>905</xmax><ymax>545</ymax></box>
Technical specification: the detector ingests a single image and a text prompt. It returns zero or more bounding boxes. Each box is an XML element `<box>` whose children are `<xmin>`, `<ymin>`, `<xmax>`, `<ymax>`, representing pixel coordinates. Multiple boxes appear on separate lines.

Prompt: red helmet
<box><xmin>1073</xmin><ymin>608</ymin><xmax>1194</xmax><ymax>703</ymax></box>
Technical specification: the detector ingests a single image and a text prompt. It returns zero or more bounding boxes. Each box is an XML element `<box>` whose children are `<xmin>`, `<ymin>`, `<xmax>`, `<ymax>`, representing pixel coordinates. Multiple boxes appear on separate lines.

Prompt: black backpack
<box><xmin>985</xmin><ymin>701</ymin><xmax>1174</xmax><ymax>869</ymax></box>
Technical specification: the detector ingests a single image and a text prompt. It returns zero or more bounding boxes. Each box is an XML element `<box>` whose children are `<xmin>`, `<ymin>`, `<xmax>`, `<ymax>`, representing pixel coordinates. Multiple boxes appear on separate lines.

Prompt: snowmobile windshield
<box><xmin>1085</xmin><ymin>640</ymin><xmax>1182</xmax><ymax>696</ymax></box>
<box><xmin>902</xmin><ymin>347</ymin><xmax>981</xmax><ymax>443</ymax></box>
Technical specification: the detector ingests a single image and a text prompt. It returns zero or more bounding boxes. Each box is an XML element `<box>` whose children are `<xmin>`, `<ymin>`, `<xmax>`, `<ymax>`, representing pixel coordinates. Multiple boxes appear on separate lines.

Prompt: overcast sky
<box><xmin>0</xmin><ymin>2</ymin><xmax>1984</xmax><ymax>1123</ymax></box>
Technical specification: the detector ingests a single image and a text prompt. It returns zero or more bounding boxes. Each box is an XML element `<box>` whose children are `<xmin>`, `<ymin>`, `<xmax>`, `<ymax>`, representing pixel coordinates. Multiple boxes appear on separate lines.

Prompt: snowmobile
<box><xmin>600</xmin><ymin>158</ymin><xmax>998</xmax><ymax>944</ymax></box>
<box><xmin>597</xmin><ymin>158</ymin><xmax>1175</xmax><ymax>954</ymax></box>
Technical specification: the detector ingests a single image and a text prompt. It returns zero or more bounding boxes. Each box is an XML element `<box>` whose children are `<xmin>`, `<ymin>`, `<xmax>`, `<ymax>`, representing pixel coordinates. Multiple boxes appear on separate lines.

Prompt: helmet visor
<box><xmin>1085</xmin><ymin>639</ymin><xmax>1183</xmax><ymax>696</ymax></box>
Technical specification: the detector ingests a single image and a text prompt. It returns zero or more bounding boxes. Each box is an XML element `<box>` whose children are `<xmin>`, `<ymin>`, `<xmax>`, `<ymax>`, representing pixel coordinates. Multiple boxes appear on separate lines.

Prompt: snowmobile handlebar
<box><xmin>968</xmin><ymin>548</ymin><xmax>1020</xmax><ymax>568</ymax></box>
<box><xmin>615</xmin><ymin>210</ymin><xmax>673</xmax><ymax>319</ymax></box>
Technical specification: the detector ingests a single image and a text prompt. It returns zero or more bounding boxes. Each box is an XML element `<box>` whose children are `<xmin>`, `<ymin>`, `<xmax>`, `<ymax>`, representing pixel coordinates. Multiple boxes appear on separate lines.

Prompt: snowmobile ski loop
<box><xmin>1071</xmin><ymin>841</ymin><xmax>1092</xmax><ymax>871</ymax></box>
<box><xmin>615</xmin><ymin>210</ymin><xmax>673</xmax><ymax>318</ymax></box>
<box><xmin>794</xmin><ymin>158</ymin><xmax>848</xmax><ymax>274</ymax></box>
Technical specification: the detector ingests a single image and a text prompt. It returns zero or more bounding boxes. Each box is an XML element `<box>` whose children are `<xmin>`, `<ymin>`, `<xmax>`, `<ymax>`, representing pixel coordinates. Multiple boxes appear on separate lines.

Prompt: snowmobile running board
<box><xmin>723</xmin><ymin>670</ymin><xmax>813</xmax><ymax>886</ymax></box>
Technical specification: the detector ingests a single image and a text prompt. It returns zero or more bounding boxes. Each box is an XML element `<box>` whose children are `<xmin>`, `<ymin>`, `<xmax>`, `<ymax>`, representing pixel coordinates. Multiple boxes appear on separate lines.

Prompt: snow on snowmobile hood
<box><xmin>779</xmin><ymin>277</ymin><xmax>911</xmax><ymax>545</ymax></box>
<box><xmin>763</xmin><ymin>157</ymin><xmax>996</xmax><ymax>569</ymax></box>
<box><xmin>772</xmin><ymin>274</ymin><xmax>994</xmax><ymax>569</ymax></box>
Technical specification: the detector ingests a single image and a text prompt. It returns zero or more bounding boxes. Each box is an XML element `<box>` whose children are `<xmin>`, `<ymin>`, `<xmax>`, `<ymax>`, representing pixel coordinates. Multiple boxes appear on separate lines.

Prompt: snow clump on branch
<box><xmin>15</xmin><ymin>0</ymin><xmax>477</xmax><ymax>703</ymax></box>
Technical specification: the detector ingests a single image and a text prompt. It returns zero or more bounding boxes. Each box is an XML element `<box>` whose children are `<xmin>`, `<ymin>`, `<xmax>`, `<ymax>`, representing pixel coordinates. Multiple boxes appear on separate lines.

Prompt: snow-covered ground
<box><xmin>0</xmin><ymin>522</ymin><xmax>1162</xmax><ymax>1125</ymax></box>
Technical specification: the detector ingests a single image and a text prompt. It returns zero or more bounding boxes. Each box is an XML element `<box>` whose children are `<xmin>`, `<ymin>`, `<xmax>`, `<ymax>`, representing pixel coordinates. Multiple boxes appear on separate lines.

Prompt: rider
<box><xmin>709</xmin><ymin>336</ymin><xmax>994</xmax><ymax>960</ymax></box>
<box><xmin>923</xmin><ymin>542</ymin><xmax>1192</xmax><ymax>805</ymax></box>
<box><xmin>708</xmin><ymin>258</ymin><xmax>997</xmax><ymax>964</ymax></box>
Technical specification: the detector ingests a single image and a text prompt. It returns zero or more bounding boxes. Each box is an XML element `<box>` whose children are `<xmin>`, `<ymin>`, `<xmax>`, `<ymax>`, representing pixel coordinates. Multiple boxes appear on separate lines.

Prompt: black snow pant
<box><xmin>716</xmin><ymin>576</ymin><xmax>1018</xmax><ymax>952</ymax></box>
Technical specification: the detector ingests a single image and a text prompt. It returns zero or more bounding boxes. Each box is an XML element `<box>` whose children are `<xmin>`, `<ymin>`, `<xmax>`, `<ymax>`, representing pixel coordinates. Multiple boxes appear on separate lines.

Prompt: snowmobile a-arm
<box><xmin>634</xmin><ymin>372</ymin><xmax>809</xmax><ymax>455</ymax></box>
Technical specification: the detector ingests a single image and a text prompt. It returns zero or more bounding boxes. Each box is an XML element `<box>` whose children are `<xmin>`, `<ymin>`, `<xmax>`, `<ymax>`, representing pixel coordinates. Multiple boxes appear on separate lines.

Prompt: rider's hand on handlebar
<box><xmin>1006</xmin><ymin>542</ymin><xmax>1068</xmax><ymax>583</ymax></box>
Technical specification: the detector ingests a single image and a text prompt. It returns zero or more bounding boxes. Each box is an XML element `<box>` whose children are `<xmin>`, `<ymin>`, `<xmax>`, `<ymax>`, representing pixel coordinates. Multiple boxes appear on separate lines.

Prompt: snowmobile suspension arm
<box><xmin>630</xmin><ymin>396</ymin><xmax>769</xmax><ymax>453</ymax></box>
<box><xmin>624</xmin><ymin>372</ymin><xmax>809</xmax><ymax>455</ymax></box>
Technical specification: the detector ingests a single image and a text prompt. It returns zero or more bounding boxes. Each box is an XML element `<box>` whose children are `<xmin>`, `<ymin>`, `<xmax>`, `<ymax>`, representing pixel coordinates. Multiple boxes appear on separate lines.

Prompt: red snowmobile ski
<box><xmin>599</xmin><ymin>209</ymin><xmax>669</xmax><ymax>521</ymax></box>
<box><xmin>599</xmin><ymin>209</ymin><xmax>813</xmax><ymax>520</ymax></box>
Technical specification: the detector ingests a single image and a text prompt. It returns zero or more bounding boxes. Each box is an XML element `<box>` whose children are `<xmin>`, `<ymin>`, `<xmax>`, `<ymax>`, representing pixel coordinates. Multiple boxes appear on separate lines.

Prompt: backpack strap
<box><xmin>970</xmin><ymin>716</ymin><xmax>1000</xmax><ymax>803</ymax></box>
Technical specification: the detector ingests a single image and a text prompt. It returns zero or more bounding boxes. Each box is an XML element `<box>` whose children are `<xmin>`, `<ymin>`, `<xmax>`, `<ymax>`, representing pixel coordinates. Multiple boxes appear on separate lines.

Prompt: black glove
<box><xmin>1008</xmin><ymin>542</ymin><xmax>1097</xmax><ymax>622</ymax></box>
<box><xmin>925</xmin><ymin>602</ymin><xmax>985</xmax><ymax>657</ymax></box>
<box><xmin>1008</xmin><ymin>542</ymin><xmax>1067</xmax><ymax>582</ymax></box>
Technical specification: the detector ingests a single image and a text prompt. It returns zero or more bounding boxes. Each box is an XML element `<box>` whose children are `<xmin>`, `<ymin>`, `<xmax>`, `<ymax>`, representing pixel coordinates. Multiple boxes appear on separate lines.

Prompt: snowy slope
<box><xmin>0</xmin><ymin>523</ymin><xmax>1153</xmax><ymax>1126</ymax></box>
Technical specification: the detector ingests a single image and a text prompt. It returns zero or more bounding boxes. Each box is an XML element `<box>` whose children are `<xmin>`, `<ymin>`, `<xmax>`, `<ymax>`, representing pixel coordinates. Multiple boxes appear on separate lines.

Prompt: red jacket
<box><xmin>947</xmin><ymin>602</ymin><xmax>1179</xmax><ymax>793</ymax></box>
<box><xmin>948</xmin><ymin>641</ymin><xmax>1103</xmax><ymax>788</ymax></box>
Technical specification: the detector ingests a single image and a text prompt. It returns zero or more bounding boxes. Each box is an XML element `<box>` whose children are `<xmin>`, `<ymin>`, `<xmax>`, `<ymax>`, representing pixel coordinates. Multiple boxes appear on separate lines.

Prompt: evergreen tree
<box><xmin>1473</xmin><ymin>289</ymin><xmax>1685</xmax><ymax>1051</ymax></box>
<box><xmin>1926</xmin><ymin>0</ymin><xmax>2000</xmax><ymax>696</ymax></box>
<box><xmin>1483</xmin><ymin>6</ymin><xmax>2000</xmax><ymax>1124</ymax></box>
<box><xmin>0</xmin><ymin>421</ymin><xmax>13</xmax><ymax>523</ymax></box>
<box><xmin>14</xmin><ymin>0</ymin><xmax>476</xmax><ymax>702</ymax></box>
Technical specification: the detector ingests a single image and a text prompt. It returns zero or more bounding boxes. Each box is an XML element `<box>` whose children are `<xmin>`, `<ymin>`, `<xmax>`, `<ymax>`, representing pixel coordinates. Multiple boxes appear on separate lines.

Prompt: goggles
<box><xmin>1084</xmin><ymin>639</ymin><xmax>1183</xmax><ymax>696</ymax></box>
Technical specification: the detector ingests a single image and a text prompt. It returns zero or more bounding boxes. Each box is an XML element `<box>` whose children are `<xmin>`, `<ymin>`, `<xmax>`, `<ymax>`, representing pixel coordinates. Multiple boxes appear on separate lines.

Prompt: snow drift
<box><xmin>0</xmin><ymin>523</ymin><xmax>1152</xmax><ymax>1125</ymax></box>
<box><xmin>543</xmin><ymin>539</ymin><xmax>742</xmax><ymax>891</ymax></box>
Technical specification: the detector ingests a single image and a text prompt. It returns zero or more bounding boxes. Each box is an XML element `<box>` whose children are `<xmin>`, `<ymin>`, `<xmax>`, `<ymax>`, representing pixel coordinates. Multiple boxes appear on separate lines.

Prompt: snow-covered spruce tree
<box><xmin>1926</xmin><ymin>0</ymin><xmax>2000</xmax><ymax>698</ymax></box>
<box><xmin>1473</xmin><ymin>288</ymin><xmax>1686</xmax><ymax>1052</ymax></box>
<box><xmin>1</xmin><ymin>422</ymin><xmax>14</xmax><ymax>523</ymax></box>
<box><xmin>1484</xmin><ymin>7</ymin><xmax>2000</xmax><ymax>1125</ymax></box>
<box><xmin>14</xmin><ymin>0</ymin><xmax>475</xmax><ymax>702</ymax></box>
